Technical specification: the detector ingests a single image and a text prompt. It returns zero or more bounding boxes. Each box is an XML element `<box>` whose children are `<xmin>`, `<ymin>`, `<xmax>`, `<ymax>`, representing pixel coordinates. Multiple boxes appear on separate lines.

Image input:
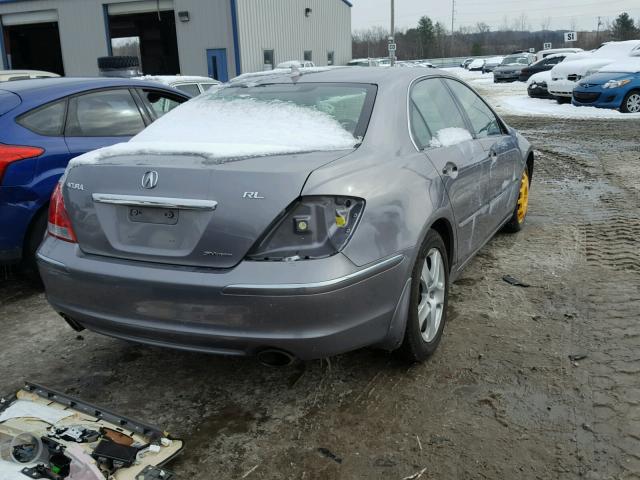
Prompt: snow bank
<box><xmin>496</xmin><ymin>95</ymin><xmax>640</xmax><ymax>119</ymax></box>
<box><xmin>430</xmin><ymin>128</ymin><xmax>473</xmax><ymax>148</ymax></box>
<box><xmin>68</xmin><ymin>97</ymin><xmax>357</xmax><ymax>167</ymax></box>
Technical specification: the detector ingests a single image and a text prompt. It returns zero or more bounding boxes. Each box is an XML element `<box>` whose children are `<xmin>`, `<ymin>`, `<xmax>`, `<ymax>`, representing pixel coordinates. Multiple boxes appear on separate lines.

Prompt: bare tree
<box><xmin>540</xmin><ymin>17</ymin><xmax>552</xmax><ymax>31</ymax></box>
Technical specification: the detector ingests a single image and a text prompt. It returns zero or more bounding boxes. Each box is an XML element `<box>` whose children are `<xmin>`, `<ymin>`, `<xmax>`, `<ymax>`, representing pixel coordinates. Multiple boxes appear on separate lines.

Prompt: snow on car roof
<box><xmin>136</xmin><ymin>75</ymin><xmax>220</xmax><ymax>85</ymax></box>
<box><xmin>599</xmin><ymin>58</ymin><xmax>640</xmax><ymax>73</ymax></box>
<box><xmin>592</xmin><ymin>40</ymin><xmax>640</xmax><ymax>57</ymax></box>
<box><xmin>68</xmin><ymin>95</ymin><xmax>358</xmax><ymax>167</ymax></box>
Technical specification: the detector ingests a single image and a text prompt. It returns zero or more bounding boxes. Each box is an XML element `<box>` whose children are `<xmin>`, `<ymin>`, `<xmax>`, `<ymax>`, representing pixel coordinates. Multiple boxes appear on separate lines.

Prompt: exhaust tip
<box><xmin>257</xmin><ymin>349</ymin><xmax>296</xmax><ymax>367</ymax></box>
<box><xmin>59</xmin><ymin>313</ymin><xmax>85</xmax><ymax>332</ymax></box>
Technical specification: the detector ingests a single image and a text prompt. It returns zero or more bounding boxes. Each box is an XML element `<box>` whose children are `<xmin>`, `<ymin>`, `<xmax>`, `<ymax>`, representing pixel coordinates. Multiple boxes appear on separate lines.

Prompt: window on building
<box><xmin>304</xmin><ymin>50</ymin><xmax>312</xmax><ymax>62</ymax></box>
<box><xmin>263</xmin><ymin>50</ymin><xmax>275</xmax><ymax>70</ymax></box>
<box><xmin>65</xmin><ymin>89</ymin><xmax>146</xmax><ymax>137</ymax></box>
<box><xmin>327</xmin><ymin>51</ymin><xmax>335</xmax><ymax>66</ymax></box>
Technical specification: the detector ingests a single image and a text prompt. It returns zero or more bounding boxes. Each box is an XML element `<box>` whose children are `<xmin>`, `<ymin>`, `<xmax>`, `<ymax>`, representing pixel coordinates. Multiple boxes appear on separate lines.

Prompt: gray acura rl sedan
<box><xmin>38</xmin><ymin>67</ymin><xmax>533</xmax><ymax>365</ymax></box>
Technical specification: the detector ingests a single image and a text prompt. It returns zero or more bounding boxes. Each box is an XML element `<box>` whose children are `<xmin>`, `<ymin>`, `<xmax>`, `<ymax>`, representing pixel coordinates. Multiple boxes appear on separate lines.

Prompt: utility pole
<box><xmin>390</xmin><ymin>0</ymin><xmax>395</xmax><ymax>66</ymax></box>
<box><xmin>596</xmin><ymin>16</ymin><xmax>603</xmax><ymax>43</ymax></box>
<box><xmin>450</xmin><ymin>0</ymin><xmax>456</xmax><ymax>57</ymax></box>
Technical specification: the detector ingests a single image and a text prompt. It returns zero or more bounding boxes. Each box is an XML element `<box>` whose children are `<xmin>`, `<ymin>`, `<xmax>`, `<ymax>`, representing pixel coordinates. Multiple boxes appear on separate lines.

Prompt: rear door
<box><xmin>410</xmin><ymin>77</ymin><xmax>491</xmax><ymax>264</ymax></box>
<box><xmin>444</xmin><ymin>78</ymin><xmax>520</xmax><ymax>235</ymax></box>
<box><xmin>63</xmin><ymin>88</ymin><xmax>149</xmax><ymax>158</ymax></box>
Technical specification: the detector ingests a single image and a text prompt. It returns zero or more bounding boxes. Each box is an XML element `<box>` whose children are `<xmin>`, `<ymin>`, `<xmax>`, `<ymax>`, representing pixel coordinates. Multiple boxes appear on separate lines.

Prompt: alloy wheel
<box><xmin>626</xmin><ymin>93</ymin><xmax>640</xmax><ymax>113</ymax></box>
<box><xmin>417</xmin><ymin>248</ymin><xmax>446</xmax><ymax>342</ymax></box>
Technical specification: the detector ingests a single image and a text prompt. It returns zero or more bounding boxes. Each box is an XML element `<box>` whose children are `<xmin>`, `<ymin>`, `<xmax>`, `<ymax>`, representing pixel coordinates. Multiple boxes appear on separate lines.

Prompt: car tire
<box><xmin>19</xmin><ymin>208</ymin><xmax>47</xmax><ymax>285</ymax></box>
<box><xmin>556</xmin><ymin>96</ymin><xmax>570</xmax><ymax>104</ymax></box>
<box><xmin>621</xmin><ymin>90</ymin><xmax>640</xmax><ymax>113</ymax></box>
<box><xmin>503</xmin><ymin>168</ymin><xmax>531</xmax><ymax>233</ymax></box>
<box><xmin>398</xmin><ymin>229</ymin><xmax>449</xmax><ymax>363</ymax></box>
<box><xmin>97</xmin><ymin>56</ymin><xmax>140</xmax><ymax>70</ymax></box>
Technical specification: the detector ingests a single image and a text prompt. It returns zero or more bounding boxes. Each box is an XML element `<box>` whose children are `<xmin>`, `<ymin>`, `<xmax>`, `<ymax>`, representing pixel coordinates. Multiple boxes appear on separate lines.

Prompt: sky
<box><xmin>351</xmin><ymin>0</ymin><xmax>640</xmax><ymax>33</ymax></box>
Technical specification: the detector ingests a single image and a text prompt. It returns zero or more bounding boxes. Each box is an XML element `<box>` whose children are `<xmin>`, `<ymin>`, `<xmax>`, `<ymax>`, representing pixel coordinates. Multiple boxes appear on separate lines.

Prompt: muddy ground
<box><xmin>1</xmin><ymin>112</ymin><xmax>639</xmax><ymax>479</ymax></box>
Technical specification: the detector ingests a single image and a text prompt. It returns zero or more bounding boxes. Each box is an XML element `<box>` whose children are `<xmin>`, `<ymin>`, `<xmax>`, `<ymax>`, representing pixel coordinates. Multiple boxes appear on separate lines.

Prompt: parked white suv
<box><xmin>547</xmin><ymin>40</ymin><xmax>640</xmax><ymax>101</ymax></box>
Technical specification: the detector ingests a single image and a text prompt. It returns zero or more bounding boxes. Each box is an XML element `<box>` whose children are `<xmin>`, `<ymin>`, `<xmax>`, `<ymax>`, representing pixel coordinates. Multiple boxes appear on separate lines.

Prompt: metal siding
<box><xmin>173</xmin><ymin>0</ymin><xmax>236</xmax><ymax>77</ymax></box>
<box><xmin>236</xmin><ymin>0</ymin><xmax>351</xmax><ymax>73</ymax></box>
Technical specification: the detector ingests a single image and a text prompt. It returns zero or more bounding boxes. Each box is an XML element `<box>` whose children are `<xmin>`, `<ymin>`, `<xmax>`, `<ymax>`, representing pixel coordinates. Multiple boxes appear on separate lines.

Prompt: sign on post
<box><xmin>564</xmin><ymin>32</ymin><xmax>577</xmax><ymax>42</ymax></box>
<box><xmin>388</xmin><ymin>43</ymin><xmax>397</xmax><ymax>52</ymax></box>
<box><xmin>529</xmin><ymin>48</ymin><xmax>535</xmax><ymax>53</ymax></box>
<box><xmin>543</xmin><ymin>42</ymin><xmax>552</xmax><ymax>50</ymax></box>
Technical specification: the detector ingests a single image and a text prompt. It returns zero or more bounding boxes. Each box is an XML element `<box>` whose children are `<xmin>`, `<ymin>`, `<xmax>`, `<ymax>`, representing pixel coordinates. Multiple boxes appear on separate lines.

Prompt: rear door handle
<box><xmin>442</xmin><ymin>162</ymin><xmax>459</xmax><ymax>178</ymax></box>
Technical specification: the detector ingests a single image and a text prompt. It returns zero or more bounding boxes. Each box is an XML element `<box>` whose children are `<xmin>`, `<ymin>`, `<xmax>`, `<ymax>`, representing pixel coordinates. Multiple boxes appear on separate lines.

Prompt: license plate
<box><xmin>128</xmin><ymin>207</ymin><xmax>179</xmax><ymax>225</ymax></box>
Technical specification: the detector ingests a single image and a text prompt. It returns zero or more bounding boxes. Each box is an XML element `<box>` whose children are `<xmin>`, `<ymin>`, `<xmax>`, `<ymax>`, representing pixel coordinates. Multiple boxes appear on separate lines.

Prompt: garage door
<box><xmin>1</xmin><ymin>10</ymin><xmax>58</xmax><ymax>26</ymax></box>
<box><xmin>107</xmin><ymin>0</ymin><xmax>173</xmax><ymax>16</ymax></box>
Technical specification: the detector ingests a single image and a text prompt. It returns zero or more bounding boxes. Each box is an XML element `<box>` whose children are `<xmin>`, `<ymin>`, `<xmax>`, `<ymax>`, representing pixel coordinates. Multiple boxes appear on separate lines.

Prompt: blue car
<box><xmin>0</xmin><ymin>77</ymin><xmax>190</xmax><ymax>277</ymax></box>
<box><xmin>572</xmin><ymin>65</ymin><xmax>640</xmax><ymax>113</ymax></box>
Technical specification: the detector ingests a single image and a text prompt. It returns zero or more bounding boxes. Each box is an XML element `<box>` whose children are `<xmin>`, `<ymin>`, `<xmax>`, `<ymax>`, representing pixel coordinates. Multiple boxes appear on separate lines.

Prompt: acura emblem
<box><xmin>141</xmin><ymin>171</ymin><xmax>159</xmax><ymax>189</ymax></box>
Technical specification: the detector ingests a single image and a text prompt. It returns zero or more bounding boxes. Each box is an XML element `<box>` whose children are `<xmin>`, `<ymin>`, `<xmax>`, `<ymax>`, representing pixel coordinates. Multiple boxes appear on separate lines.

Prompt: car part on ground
<box><xmin>0</xmin><ymin>383</ymin><xmax>183</xmax><ymax>479</ymax></box>
<box><xmin>0</xmin><ymin>78</ymin><xmax>189</xmax><ymax>279</ymax></box>
<box><xmin>37</xmin><ymin>67</ymin><xmax>533</xmax><ymax>362</ymax></box>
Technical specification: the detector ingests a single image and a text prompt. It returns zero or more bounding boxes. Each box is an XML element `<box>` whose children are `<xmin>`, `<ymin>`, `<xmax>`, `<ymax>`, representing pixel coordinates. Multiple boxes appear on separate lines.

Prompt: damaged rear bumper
<box><xmin>37</xmin><ymin>238</ymin><xmax>410</xmax><ymax>360</ymax></box>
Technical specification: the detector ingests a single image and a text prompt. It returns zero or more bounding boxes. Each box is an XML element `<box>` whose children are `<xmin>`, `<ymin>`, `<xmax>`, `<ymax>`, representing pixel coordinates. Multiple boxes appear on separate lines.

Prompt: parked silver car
<box><xmin>493</xmin><ymin>53</ymin><xmax>535</xmax><ymax>82</ymax></box>
<box><xmin>38</xmin><ymin>68</ymin><xmax>533</xmax><ymax>364</ymax></box>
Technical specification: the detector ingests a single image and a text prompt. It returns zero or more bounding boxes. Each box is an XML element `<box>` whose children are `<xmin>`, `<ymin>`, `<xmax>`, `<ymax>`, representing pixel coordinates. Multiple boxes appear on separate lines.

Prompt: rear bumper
<box><xmin>37</xmin><ymin>238</ymin><xmax>411</xmax><ymax>360</ymax></box>
<box><xmin>493</xmin><ymin>72</ymin><xmax>520</xmax><ymax>81</ymax></box>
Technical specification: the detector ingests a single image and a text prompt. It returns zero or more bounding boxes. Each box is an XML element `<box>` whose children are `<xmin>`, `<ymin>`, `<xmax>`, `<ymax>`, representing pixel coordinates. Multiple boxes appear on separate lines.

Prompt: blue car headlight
<box><xmin>603</xmin><ymin>78</ymin><xmax>632</xmax><ymax>89</ymax></box>
<box><xmin>247</xmin><ymin>196</ymin><xmax>365</xmax><ymax>261</ymax></box>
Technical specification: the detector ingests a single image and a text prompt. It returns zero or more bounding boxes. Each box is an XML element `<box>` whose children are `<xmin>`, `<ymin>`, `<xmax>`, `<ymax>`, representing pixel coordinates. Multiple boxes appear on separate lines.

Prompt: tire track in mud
<box><xmin>520</xmin><ymin>122</ymin><xmax>640</xmax><ymax>479</ymax></box>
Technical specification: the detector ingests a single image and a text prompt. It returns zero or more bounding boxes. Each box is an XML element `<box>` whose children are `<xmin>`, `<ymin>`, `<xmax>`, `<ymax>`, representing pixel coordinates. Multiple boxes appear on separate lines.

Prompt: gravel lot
<box><xmin>1</xmin><ymin>98</ymin><xmax>639</xmax><ymax>478</ymax></box>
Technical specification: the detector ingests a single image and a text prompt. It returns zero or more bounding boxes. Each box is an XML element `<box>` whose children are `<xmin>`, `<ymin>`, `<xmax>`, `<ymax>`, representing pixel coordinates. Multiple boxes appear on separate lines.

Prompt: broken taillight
<box><xmin>48</xmin><ymin>183</ymin><xmax>77</xmax><ymax>243</ymax></box>
<box><xmin>0</xmin><ymin>144</ymin><xmax>44</xmax><ymax>185</ymax></box>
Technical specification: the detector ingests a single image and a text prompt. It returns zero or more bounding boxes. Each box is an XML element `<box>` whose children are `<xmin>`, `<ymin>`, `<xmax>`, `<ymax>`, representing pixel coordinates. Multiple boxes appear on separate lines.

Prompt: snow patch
<box><xmin>68</xmin><ymin>97</ymin><xmax>357</xmax><ymax>167</ymax></box>
<box><xmin>430</xmin><ymin>128</ymin><xmax>473</xmax><ymax>148</ymax></box>
<box><xmin>599</xmin><ymin>58</ymin><xmax>640</xmax><ymax>73</ymax></box>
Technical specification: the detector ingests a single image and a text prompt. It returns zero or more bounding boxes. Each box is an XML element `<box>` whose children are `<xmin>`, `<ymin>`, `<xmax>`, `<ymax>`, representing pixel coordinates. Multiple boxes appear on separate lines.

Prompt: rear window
<box><xmin>213</xmin><ymin>83</ymin><xmax>376</xmax><ymax>138</ymax></box>
<box><xmin>501</xmin><ymin>55</ymin><xmax>528</xmax><ymax>65</ymax></box>
<box><xmin>17</xmin><ymin>100</ymin><xmax>66</xmax><ymax>136</ymax></box>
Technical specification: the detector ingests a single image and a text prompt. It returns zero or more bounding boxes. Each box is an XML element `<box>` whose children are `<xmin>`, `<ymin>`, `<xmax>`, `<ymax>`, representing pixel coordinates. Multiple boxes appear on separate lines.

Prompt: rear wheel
<box><xmin>398</xmin><ymin>229</ymin><xmax>449</xmax><ymax>363</ymax></box>
<box><xmin>503</xmin><ymin>169</ymin><xmax>530</xmax><ymax>233</ymax></box>
<box><xmin>621</xmin><ymin>90</ymin><xmax>640</xmax><ymax>113</ymax></box>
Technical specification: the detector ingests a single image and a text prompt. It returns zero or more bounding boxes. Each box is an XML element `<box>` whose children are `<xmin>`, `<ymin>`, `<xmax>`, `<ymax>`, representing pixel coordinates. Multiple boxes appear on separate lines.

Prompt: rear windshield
<box><xmin>501</xmin><ymin>55</ymin><xmax>528</xmax><ymax>65</ymax></box>
<box><xmin>213</xmin><ymin>83</ymin><xmax>377</xmax><ymax>139</ymax></box>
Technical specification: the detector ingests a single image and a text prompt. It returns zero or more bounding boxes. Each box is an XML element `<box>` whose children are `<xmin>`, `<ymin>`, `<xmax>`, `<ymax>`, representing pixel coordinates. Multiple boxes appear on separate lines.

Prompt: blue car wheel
<box><xmin>622</xmin><ymin>90</ymin><xmax>640</xmax><ymax>113</ymax></box>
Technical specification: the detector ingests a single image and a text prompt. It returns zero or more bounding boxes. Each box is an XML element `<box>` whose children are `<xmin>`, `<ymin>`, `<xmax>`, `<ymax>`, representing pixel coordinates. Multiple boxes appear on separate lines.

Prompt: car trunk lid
<box><xmin>63</xmin><ymin>149</ymin><xmax>353</xmax><ymax>268</ymax></box>
<box><xmin>0</xmin><ymin>89</ymin><xmax>21</xmax><ymax>116</ymax></box>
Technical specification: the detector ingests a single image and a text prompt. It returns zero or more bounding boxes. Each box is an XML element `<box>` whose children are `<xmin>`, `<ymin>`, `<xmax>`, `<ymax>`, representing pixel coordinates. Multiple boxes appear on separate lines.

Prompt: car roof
<box><xmin>0</xmin><ymin>77</ymin><xmax>183</xmax><ymax>97</ymax></box>
<box><xmin>230</xmin><ymin>66</ymin><xmax>443</xmax><ymax>87</ymax></box>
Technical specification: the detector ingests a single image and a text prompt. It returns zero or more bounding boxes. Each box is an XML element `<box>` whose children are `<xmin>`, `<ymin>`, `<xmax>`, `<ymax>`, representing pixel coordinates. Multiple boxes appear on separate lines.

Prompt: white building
<box><xmin>0</xmin><ymin>0</ymin><xmax>352</xmax><ymax>80</ymax></box>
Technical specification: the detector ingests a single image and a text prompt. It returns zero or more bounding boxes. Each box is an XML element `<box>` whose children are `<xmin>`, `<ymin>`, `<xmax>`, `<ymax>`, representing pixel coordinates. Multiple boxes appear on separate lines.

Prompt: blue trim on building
<box><xmin>229</xmin><ymin>0</ymin><xmax>241</xmax><ymax>76</ymax></box>
<box><xmin>0</xmin><ymin>20</ymin><xmax>7</xmax><ymax>69</ymax></box>
<box><xmin>102</xmin><ymin>4</ymin><xmax>112</xmax><ymax>56</ymax></box>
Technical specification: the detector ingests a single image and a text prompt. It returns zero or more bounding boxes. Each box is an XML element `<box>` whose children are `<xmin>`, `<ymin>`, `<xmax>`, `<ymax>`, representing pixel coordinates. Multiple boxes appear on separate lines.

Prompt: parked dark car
<box><xmin>0</xmin><ymin>77</ymin><xmax>189</xmax><ymax>278</ymax></box>
<box><xmin>527</xmin><ymin>72</ymin><xmax>552</xmax><ymax>98</ymax></box>
<box><xmin>38</xmin><ymin>68</ymin><xmax>534</xmax><ymax>365</ymax></box>
<box><xmin>482</xmin><ymin>56</ymin><xmax>505</xmax><ymax>74</ymax></box>
<box><xmin>519</xmin><ymin>54</ymin><xmax>567</xmax><ymax>82</ymax></box>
